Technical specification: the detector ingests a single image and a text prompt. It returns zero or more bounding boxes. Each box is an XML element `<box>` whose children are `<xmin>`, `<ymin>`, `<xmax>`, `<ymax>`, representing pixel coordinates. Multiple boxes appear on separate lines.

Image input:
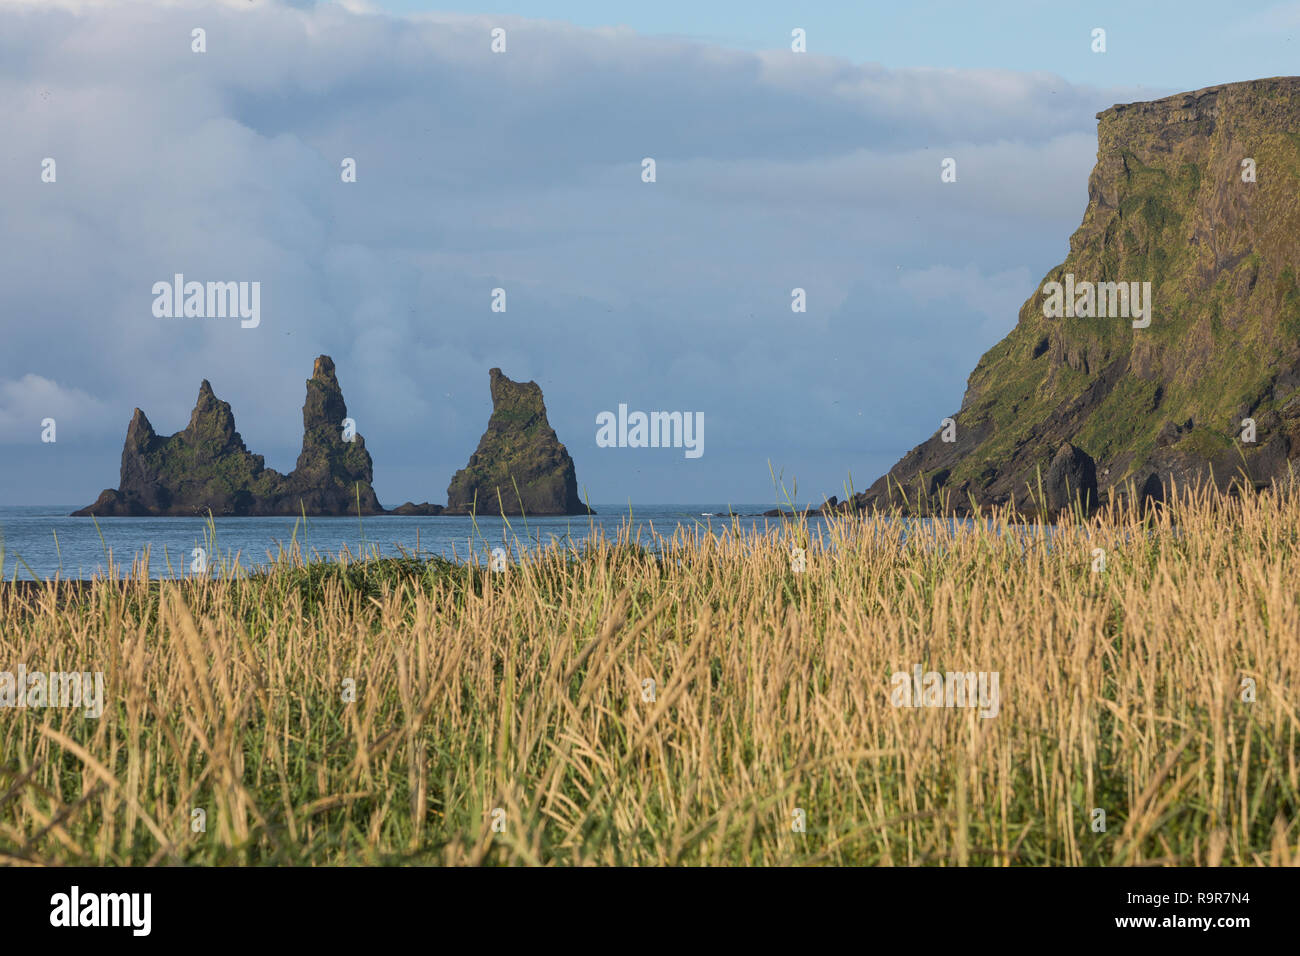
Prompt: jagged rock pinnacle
<box><xmin>73</xmin><ymin>356</ymin><xmax>383</xmax><ymax>516</ymax></box>
<box><xmin>445</xmin><ymin>368</ymin><xmax>592</xmax><ymax>515</ymax></box>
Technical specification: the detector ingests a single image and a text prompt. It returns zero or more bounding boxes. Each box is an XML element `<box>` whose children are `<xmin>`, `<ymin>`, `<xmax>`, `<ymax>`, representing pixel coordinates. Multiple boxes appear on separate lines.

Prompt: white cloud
<box><xmin>0</xmin><ymin>375</ymin><xmax>116</xmax><ymax>443</ymax></box>
<box><xmin>0</xmin><ymin>0</ymin><xmax>1137</xmax><ymax>502</ymax></box>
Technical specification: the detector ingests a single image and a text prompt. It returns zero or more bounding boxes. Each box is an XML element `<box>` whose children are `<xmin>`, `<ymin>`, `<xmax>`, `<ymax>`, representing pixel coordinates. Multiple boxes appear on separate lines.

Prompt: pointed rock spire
<box><xmin>283</xmin><ymin>355</ymin><xmax>381</xmax><ymax>514</ymax></box>
<box><xmin>74</xmin><ymin>356</ymin><xmax>382</xmax><ymax>516</ymax></box>
<box><xmin>445</xmin><ymin>368</ymin><xmax>592</xmax><ymax>515</ymax></box>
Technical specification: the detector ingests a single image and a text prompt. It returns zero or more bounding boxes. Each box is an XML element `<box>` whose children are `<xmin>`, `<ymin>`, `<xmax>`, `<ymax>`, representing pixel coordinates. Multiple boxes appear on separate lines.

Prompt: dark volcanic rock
<box><xmin>846</xmin><ymin>78</ymin><xmax>1300</xmax><ymax>515</ymax></box>
<box><xmin>75</xmin><ymin>488</ymin><xmax>139</xmax><ymax>516</ymax></box>
<box><xmin>1138</xmin><ymin>472</ymin><xmax>1166</xmax><ymax>509</ymax></box>
<box><xmin>74</xmin><ymin>355</ymin><xmax>383</xmax><ymax>517</ymax></box>
<box><xmin>1044</xmin><ymin>443</ymin><xmax>1098</xmax><ymax>512</ymax></box>
<box><xmin>278</xmin><ymin>356</ymin><xmax>383</xmax><ymax>515</ymax></box>
<box><xmin>391</xmin><ymin>501</ymin><xmax>445</xmax><ymax>516</ymax></box>
<box><xmin>761</xmin><ymin>496</ymin><xmax>843</xmax><ymax>518</ymax></box>
<box><xmin>445</xmin><ymin>368</ymin><xmax>593</xmax><ymax>515</ymax></box>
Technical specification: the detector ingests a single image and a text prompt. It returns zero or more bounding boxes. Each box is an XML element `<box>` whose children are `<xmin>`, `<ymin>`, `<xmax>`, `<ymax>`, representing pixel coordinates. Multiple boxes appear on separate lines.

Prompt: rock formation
<box><xmin>74</xmin><ymin>355</ymin><xmax>383</xmax><ymax>516</ymax></box>
<box><xmin>849</xmin><ymin>77</ymin><xmax>1300</xmax><ymax>515</ymax></box>
<box><xmin>445</xmin><ymin>368</ymin><xmax>592</xmax><ymax>515</ymax></box>
<box><xmin>276</xmin><ymin>356</ymin><xmax>383</xmax><ymax>515</ymax></box>
<box><xmin>390</xmin><ymin>502</ymin><xmax>444</xmax><ymax>516</ymax></box>
<box><xmin>1044</xmin><ymin>443</ymin><xmax>1098</xmax><ymax>512</ymax></box>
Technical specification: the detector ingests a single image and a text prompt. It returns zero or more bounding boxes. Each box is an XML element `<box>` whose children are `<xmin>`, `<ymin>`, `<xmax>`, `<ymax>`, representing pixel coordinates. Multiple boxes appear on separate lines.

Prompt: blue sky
<box><xmin>378</xmin><ymin>0</ymin><xmax>1300</xmax><ymax>90</ymax></box>
<box><xmin>0</xmin><ymin>0</ymin><xmax>1296</xmax><ymax>507</ymax></box>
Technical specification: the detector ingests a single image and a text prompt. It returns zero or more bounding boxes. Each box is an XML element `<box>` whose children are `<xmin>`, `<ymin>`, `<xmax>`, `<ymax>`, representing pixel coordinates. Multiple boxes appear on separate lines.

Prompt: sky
<box><xmin>0</xmin><ymin>0</ymin><xmax>1296</xmax><ymax>507</ymax></box>
<box><xmin>378</xmin><ymin>0</ymin><xmax>1300</xmax><ymax>92</ymax></box>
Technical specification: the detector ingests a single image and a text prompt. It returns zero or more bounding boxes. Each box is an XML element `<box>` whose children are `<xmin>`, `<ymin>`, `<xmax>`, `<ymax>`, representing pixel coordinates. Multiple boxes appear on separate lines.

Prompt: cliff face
<box><xmin>445</xmin><ymin>368</ymin><xmax>592</xmax><ymax>515</ymax></box>
<box><xmin>854</xmin><ymin>76</ymin><xmax>1300</xmax><ymax>514</ymax></box>
<box><xmin>74</xmin><ymin>355</ymin><xmax>382</xmax><ymax>516</ymax></box>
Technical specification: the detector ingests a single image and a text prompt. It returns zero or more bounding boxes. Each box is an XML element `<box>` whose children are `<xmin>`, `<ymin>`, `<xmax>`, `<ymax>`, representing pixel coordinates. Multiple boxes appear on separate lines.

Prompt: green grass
<box><xmin>1</xmin><ymin>486</ymin><xmax>1298</xmax><ymax>866</ymax></box>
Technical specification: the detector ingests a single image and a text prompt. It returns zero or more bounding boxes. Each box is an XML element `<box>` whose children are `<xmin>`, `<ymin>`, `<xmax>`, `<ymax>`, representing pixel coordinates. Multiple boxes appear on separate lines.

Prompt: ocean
<box><xmin>0</xmin><ymin>505</ymin><xmax>831</xmax><ymax>580</ymax></box>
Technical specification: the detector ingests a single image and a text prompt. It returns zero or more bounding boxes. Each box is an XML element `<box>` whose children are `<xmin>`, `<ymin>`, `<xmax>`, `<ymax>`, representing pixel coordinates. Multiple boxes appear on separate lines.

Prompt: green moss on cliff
<box><xmin>858</xmin><ymin>77</ymin><xmax>1300</xmax><ymax>510</ymax></box>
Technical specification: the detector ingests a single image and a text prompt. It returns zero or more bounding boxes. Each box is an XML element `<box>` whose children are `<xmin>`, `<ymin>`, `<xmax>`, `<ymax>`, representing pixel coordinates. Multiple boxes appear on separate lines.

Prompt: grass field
<box><xmin>1</xmin><ymin>485</ymin><xmax>1298</xmax><ymax>866</ymax></box>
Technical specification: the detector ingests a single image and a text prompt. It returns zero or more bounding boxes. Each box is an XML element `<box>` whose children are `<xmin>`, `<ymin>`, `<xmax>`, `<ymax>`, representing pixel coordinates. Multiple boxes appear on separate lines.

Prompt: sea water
<box><xmin>0</xmin><ymin>505</ymin><xmax>833</xmax><ymax>580</ymax></box>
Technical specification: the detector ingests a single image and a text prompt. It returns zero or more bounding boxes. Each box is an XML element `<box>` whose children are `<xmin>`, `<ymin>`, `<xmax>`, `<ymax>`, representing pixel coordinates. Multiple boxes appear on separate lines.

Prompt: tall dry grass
<box><xmin>0</xmin><ymin>485</ymin><xmax>1297</xmax><ymax>865</ymax></box>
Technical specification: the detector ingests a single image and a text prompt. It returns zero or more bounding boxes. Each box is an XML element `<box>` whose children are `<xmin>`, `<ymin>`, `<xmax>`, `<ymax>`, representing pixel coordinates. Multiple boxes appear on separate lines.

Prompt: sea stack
<box><xmin>445</xmin><ymin>368</ymin><xmax>593</xmax><ymax>515</ymax></box>
<box><xmin>849</xmin><ymin>77</ymin><xmax>1300</xmax><ymax>515</ymax></box>
<box><xmin>277</xmin><ymin>355</ymin><xmax>383</xmax><ymax>515</ymax></box>
<box><xmin>73</xmin><ymin>355</ymin><xmax>382</xmax><ymax>516</ymax></box>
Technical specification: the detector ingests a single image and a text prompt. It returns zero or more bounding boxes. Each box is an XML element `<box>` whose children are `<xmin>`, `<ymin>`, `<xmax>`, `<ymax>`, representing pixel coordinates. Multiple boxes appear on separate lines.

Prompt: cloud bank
<box><xmin>0</xmin><ymin>0</ymin><xmax>1154</xmax><ymax>505</ymax></box>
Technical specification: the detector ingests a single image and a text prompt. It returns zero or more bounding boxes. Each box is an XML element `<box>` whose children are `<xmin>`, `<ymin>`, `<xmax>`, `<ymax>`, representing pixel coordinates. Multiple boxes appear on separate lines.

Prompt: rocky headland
<box><xmin>833</xmin><ymin>76</ymin><xmax>1300</xmax><ymax>518</ymax></box>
